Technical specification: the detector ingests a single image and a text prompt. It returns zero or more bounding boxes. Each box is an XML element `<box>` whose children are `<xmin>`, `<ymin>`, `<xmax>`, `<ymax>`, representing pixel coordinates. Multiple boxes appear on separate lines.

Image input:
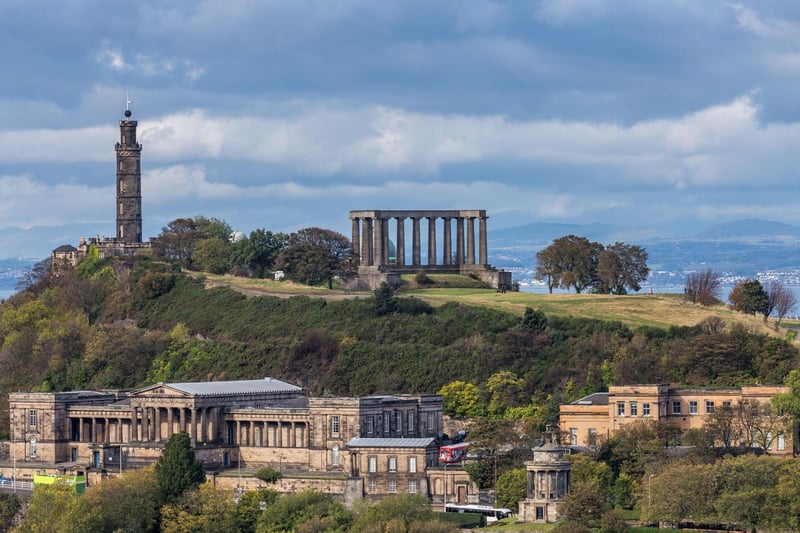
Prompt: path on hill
<box><xmin>194</xmin><ymin>274</ymin><xmax>366</xmax><ymax>301</ymax></box>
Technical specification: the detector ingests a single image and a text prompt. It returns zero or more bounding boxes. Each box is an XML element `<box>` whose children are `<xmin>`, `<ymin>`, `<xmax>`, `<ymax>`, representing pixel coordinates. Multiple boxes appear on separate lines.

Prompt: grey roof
<box><xmin>348</xmin><ymin>437</ymin><xmax>436</xmax><ymax>448</ymax></box>
<box><xmin>53</xmin><ymin>244</ymin><xmax>77</xmax><ymax>252</ymax></box>
<box><xmin>572</xmin><ymin>392</ymin><xmax>609</xmax><ymax>406</ymax></box>
<box><xmin>162</xmin><ymin>378</ymin><xmax>302</xmax><ymax>396</ymax></box>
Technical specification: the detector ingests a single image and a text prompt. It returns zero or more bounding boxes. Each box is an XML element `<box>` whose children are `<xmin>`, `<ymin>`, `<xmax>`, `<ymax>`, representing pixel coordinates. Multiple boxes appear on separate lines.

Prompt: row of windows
<box><xmin>616</xmin><ymin>399</ymin><xmax>734</xmax><ymax>417</ymax></box>
<box><xmin>368</xmin><ymin>479</ymin><xmax>417</xmax><ymax>494</ymax></box>
<box><xmin>367</xmin><ymin>455</ymin><xmax>417</xmax><ymax>473</ymax></box>
<box><xmin>362</xmin><ymin>411</ymin><xmax>436</xmax><ymax>435</ymax></box>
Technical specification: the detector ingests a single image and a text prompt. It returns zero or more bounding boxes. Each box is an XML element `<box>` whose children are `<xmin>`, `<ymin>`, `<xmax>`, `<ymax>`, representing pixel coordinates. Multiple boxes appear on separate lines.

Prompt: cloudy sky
<box><xmin>2</xmin><ymin>0</ymin><xmax>800</xmax><ymax>258</ymax></box>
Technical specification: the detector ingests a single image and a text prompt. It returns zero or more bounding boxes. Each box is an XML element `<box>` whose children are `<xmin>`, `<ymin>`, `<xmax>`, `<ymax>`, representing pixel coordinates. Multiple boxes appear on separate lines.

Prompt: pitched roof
<box><xmin>348</xmin><ymin>437</ymin><xmax>436</xmax><ymax>448</ymax></box>
<box><xmin>161</xmin><ymin>377</ymin><xmax>302</xmax><ymax>396</ymax></box>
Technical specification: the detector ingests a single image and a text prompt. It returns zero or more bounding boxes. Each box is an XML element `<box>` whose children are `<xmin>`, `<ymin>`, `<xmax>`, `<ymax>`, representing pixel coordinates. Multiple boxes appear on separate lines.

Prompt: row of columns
<box><xmin>527</xmin><ymin>469</ymin><xmax>570</xmax><ymax>501</ymax></box>
<box><xmin>350</xmin><ymin>210</ymin><xmax>488</xmax><ymax>268</ymax></box>
<box><xmin>231</xmin><ymin>420</ymin><xmax>307</xmax><ymax>448</ymax></box>
<box><xmin>70</xmin><ymin>406</ymin><xmax>219</xmax><ymax>446</ymax></box>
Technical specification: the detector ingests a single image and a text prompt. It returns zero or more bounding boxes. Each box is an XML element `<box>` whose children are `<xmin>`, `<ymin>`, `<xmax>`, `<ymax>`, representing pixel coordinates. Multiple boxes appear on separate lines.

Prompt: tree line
<box><xmin>534</xmin><ymin>235</ymin><xmax>650</xmax><ymax>295</ymax></box>
<box><xmin>684</xmin><ymin>268</ymin><xmax>797</xmax><ymax>325</ymax></box>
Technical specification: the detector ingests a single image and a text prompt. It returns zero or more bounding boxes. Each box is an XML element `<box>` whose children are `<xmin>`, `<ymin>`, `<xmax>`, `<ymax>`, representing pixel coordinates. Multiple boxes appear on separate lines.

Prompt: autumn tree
<box><xmin>155</xmin><ymin>432</ymin><xmax>206</xmax><ymax>504</ymax></box>
<box><xmin>275</xmin><ymin>227</ymin><xmax>355</xmax><ymax>289</ymax></box>
<box><xmin>594</xmin><ymin>242</ymin><xmax>649</xmax><ymax>295</ymax></box>
<box><xmin>684</xmin><ymin>269</ymin><xmax>722</xmax><ymax>305</ymax></box>
<box><xmin>438</xmin><ymin>381</ymin><xmax>483</xmax><ymax>418</ymax></box>
<box><xmin>728</xmin><ymin>279</ymin><xmax>769</xmax><ymax>317</ymax></box>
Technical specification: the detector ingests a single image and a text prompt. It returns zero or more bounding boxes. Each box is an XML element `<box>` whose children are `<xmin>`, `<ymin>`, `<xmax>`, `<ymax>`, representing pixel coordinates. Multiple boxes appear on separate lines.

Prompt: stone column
<box><xmin>167</xmin><ymin>407</ymin><xmax>174</xmax><ymax>439</ymax></box>
<box><xmin>466</xmin><ymin>217</ymin><xmax>475</xmax><ymax>264</ymax></box>
<box><xmin>479</xmin><ymin>215</ymin><xmax>488</xmax><ymax>265</ymax></box>
<box><xmin>351</xmin><ymin>217</ymin><xmax>360</xmax><ymax>265</ymax></box>
<box><xmin>77</xmin><ymin>418</ymin><xmax>83</xmax><ymax>442</ymax></box>
<box><xmin>250</xmin><ymin>422</ymin><xmax>256</xmax><ymax>447</ymax></box>
<box><xmin>179</xmin><ymin>407</ymin><xmax>186</xmax><ymax>434</ymax></box>
<box><xmin>236</xmin><ymin>421</ymin><xmax>241</xmax><ymax>445</ymax></box>
<box><xmin>155</xmin><ymin>407</ymin><xmax>161</xmax><ymax>442</ymax></box>
<box><xmin>361</xmin><ymin>218</ymin><xmax>371</xmax><ymax>266</ymax></box>
<box><xmin>396</xmin><ymin>217</ymin><xmax>405</xmax><ymax>266</ymax></box>
<box><xmin>190</xmin><ymin>409</ymin><xmax>197</xmax><ymax>446</ymax></box>
<box><xmin>373</xmin><ymin>217</ymin><xmax>384</xmax><ymax>266</ymax></box>
<box><xmin>411</xmin><ymin>217</ymin><xmax>421</xmax><ymax>266</ymax></box>
<box><xmin>200</xmin><ymin>408</ymin><xmax>208</xmax><ymax>443</ymax></box>
<box><xmin>209</xmin><ymin>407</ymin><xmax>217</xmax><ymax>443</ymax></box>
<box><xmin>105</xmin><ymin>417</ymin><xmax>110</xmax><ymax>443</ymax></box>
<box><xmin>456</xmin><ymin>217</ymin><xmax>464</xmax><ymax>265</ymax></box>
<box><xmin>92</xmin><ymin>418</ymin><xmax>98</xmax><ymax>443</ymax></box>
<box><xmin>381</xmin><ymin>218</ymin><xmax>390</xmax><ymax>265</ymax></box>
<box><xmin>443</xmin><ymin>217</ymin><xmax>451</xmax><ymax>265</ymax></box>
<box><xmin>427</xmin><ymin>217</ymin><xmax>437</xmax><ymax>265</ymax></box>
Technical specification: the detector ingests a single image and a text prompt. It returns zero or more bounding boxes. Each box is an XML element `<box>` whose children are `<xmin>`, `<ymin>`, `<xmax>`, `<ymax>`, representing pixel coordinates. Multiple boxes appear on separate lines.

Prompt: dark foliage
<box><xmin>685</xmin><ymin>269</ymin><xmax>722</xmax><ymax>305</ymax></box>
<box><xmin>155</xmin><ymin>432</ymin><xmax>206</xmax><ymax>504</ymax></box>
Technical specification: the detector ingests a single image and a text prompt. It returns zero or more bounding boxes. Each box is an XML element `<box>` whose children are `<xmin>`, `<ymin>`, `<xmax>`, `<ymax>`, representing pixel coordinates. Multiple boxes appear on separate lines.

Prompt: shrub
<box><xmin>414</xmin><ymin>272</ymin><xmax>435</xmax><ymax>285</ymax></box>
<box><xmin>254</xmin><ymin>467</ymin><xmax>283</xmax><ymax>484</ymax></box>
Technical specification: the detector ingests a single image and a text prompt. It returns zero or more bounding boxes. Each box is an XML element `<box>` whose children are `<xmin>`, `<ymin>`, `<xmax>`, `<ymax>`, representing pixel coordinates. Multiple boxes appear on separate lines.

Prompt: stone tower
<box><xmin>115</xmin><ymin>106</ymin><xmax>142</xmax><ymax>243</ymax></box>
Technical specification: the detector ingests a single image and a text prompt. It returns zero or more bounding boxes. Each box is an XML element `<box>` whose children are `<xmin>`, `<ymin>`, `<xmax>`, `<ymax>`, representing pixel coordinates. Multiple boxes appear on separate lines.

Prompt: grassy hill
<box><xmin>196</xmin><ymin>271</ymin><xmax>786</xmax><ymax>336</ymax></box>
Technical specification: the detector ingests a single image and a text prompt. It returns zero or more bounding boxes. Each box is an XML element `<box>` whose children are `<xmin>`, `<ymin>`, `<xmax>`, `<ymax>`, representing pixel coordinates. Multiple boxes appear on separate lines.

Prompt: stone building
<box><xmin>51</xmin><ymin>104</ymin><xmax>152</xmax><ymax>270</ymax></box>
<box><xmin>348</xmin><ymin>209</ymin><xmax>511</xmax><ymax>290</ymax></box>
<box><xmin>518</xmin><ymin>440</ymin><xmax>572</xmax><ymax>523</ymax></box>
<box><xmin>8</xmin><ymin>377</ymin><xmax>474</xmax><ymax>502</ymax></box>
<box><xmin>559</xmin><ymin>384</ymin><xmax>791</xmax><ymax>454</ymax></box>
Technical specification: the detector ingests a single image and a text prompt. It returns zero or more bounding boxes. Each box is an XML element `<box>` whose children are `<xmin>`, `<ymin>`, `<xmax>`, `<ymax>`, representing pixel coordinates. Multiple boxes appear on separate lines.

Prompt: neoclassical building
<box><xmin>348</xmin><ymin>210</ymin><xmax>511</xmax><ymax>290</ymax></box>
<box><xmin>559</xmin><ymin>384</ymin><xmax>791</xmax><ymax>455</ymax></box>
<box><xmin>8</xmin><ymin>378</ymin><xmax>470</xmax><ymax>502</ymax></box>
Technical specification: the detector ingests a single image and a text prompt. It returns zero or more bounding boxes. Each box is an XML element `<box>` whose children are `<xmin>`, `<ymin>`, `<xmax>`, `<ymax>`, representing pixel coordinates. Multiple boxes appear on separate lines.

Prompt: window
<box><xmin>331</xmin><ymin>415</ymin><xmax>340</xmax><ymax>435</ymax></box>
<box><xmin>119</xmin><ymin>202</ymin><xmax>124</xmax><ymax>215</ymax></box>
<box><xmin>706</xmin><ymin>401</ymin><xmax>715</xmax><ymax>414</ymax></box>
<box><xmin>388</xmin><ymin>456</ymin><xmax>397</xmax><ymax>473</ymax></box>
<box><xmin>587</xmin><ymin>428</ymin><xmax>598</xmax><ymax>445</ymax></box>
<box><xmin>369</xmin><ymin>480</ymin><xmax>377</xmax><ymax>493</ymax></box>
<box><xmin>629</xmin><ymin>402</ymin><xmax>638</xmax><ymax>416</ymax></box>
<box><xmin>384</xmin><ymin>412</ymin><xmax>391</xmax><ymax>434</ymax></box>
<box><xmin>368</xmin><ymin>456</ymin><xmax>377</xmax><ymax>473</ymax></box>
<box><xmin>778</xmin><ymin>432</ymin><xmax>786</xmax><ymax>451</ymax></box>
<box><xmin>426</xmin><ymin>412</ymin><xmax>435</xmax><ymax>432</ymax></box>
<box><xmin>29</xmin><ymin>409</ymin><xmax>37</xmax><ymax>427</ymax></box>
<box><xmin>642</xmin><ymin>403</ymin><xmax>651</xmax><ymax>416</ymax></box>
<box><xmin>408</xmin><ymin>480</ymin><xmax>417</xmax><ymax>494</ymax></box>
<box><xmin>407</xmin><ymin>410</ymin><xmax>415</xmax><ymax>433</ymax></box>
<box><xmin>689</xmin><ymin>401</ymin><xmax>698</xmax><ymax>415</ymax></box>
<box><xmin>569</xmin><ymin>428</ymin><xmax>578</xmax><ymax>445</ymax></box>
<box><xmin>396</xmin><ymin>411</ymin><xmax>403</xmax><ymax>433</ymax></box>
<box><xmin>331</xmin><ymin>445</ymin><xmax>339</xmax><ymax>466</ymax></box>
<box><xmin>366</xmin><ymin>416</ymin><xmax>374</xmax><ymax>435</ymax></box>
<box><xmin>408</xmin><ymin>457</ymin><xmax>417</xmax><ymax>473</ymax></box>
<box><xmin>672</xmin><ymin>401</ymin><xmax>681</xmax><ymax>415</ymax></box>
<box><xmin>120</xmin><ymin>179</ymin><xmax>126</xmax><ymax>193</ymax></box>
<box><xmin>29</xmin><ymin>438</ymin><xmax>36</xmax><ymax>458</ymax></box>
<box><xmin>617</xmin><ymin>402</ymin><xmax>625</xmax><ymax>416</ymax></box>
<box><xmin>389</xmin><ymin>480</ymin><xmax>397</xmax><ymax>493</ymax></box>
<box><xmin>723</xmin><ymin>400</ymin><xmax>732</xmax><ymax>408</ymax></box>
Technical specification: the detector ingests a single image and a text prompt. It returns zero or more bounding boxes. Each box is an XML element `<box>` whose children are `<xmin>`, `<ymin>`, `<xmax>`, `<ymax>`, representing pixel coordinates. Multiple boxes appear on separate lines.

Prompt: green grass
<box><xmin>192</xmin><ymin>271</ymin><xmax>790</xmax><ymax>337</ymax></box>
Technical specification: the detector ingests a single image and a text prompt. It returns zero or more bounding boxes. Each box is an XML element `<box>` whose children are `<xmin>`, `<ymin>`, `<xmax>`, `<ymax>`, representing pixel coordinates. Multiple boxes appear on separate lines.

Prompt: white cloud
<box><xmin>0</xmin><ymin>174</ymin><xmax>109</xmax><ymax>228</ymax></box>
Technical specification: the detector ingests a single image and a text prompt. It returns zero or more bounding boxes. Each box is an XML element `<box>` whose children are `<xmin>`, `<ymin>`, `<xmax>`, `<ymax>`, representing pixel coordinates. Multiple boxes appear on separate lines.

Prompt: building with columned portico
<box><xmin>8</xmin><ymin>377</ymin><xmax>478</xmax><ymax>504</ymax></box>
<box><xmin>348</xmin><ymin>210</ymin><xmax>511</xmax><ymax>290</ymax></box>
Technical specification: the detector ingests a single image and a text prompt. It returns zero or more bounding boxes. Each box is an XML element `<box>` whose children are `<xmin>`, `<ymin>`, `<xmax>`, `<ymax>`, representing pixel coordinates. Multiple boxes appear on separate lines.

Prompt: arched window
<box><xmin>331</xmin><ymin>445</ymin><xmax>339</xmax><ymax>466</ymax></box>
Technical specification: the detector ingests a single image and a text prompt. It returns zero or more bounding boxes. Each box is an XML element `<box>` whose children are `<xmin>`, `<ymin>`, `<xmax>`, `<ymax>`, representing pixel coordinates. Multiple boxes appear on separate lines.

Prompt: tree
<box><xmin>703</xmin><ymin>402</ymin><xmax>736</xmax><ymax>451</ymax></box>
<box><xmin>535</xmin><ymin>235</ymin><xmax>601</xmax><ymax>293</ymax></box>
<box><xmin>153</xmin><ymin>218</ymin><xmax>202</xmax><ymax>268</ymax></box>
<box><xmin>519</xmin><ymin>307</ymin><xmax>548</xmax><ymax>333</ymax></box>
<box><xmin>350</xmin><ymin>494</ymin><xmax>453</xmax><ymax>533</ymax></box>
<box><xmin>256</xmin><ymin>489</ymin><xmax>352</xmax><ymax>533</ymax></box>
<box><xmin>767</xmin><ymin>282</ymin><xmax>798</xmax><ymax>326</ymax></box>
<box><xmin>254</xmin><ymin>467</ymin><xmax>283</xmax><ymax>484</ymax></box>
<box><xmin>229</xmin><ymin>229</ymin><xmax>289</xmax><ymax>278</ymax></box>
<box><xmin>486</xmin><ymin>370</ymin><xmax>526</xmax><ymax>416</ymax></box>
<box><xmin>684</xmin><ymin>269</ymin><xmax>722</xmax><ymax>305</ymax></box>
<box><xmin>728</xmin><ymin>279</ymin><xmax>769</xmax><ymax>317</ymax></box>
<box><xmin>595</xmin><ymin>242</ymin><xmax>649</xmax><ymax>295</ymax></box>
<box><xmin>773</xmin><ymin>369</ymin><xmax>800</xmax><ymax>455</ymax></box>
<box><xmin>495</xmin><ymin>467</ymin><xmax>526</xmax><ymax>511</ymax></box>
<box><xmin>155</xmin><ymin>432</ymin><xmax>206</xmax><ymax>504</ymax></box>
<box><xmin>560</xmin><ymin>481</ymin><xmax>607</xmax><ymax>528</ymax></box>
<box><xmin>191</xmin><ymin>237</ymin><xmax>230</xmax><ymax>274</ymax></box>
<box><xmin>275</xmin><ymin>227</ymin><xmax>355</xmax><ymax>289</ymax></box>
<box><xmin>438</xmin><ymin>381</ymin><xmax>483</xmax><ymax>418</ymax></box>
<box><xmin>534</xmin><ymin>244</ymin><xmax>562</xmax><ymax>293</ymax></box>
<box><xmin>161</xmin><ymin>484</ymin><xmax>239</xmax><ymax>533</ymax></box>
<box><xmin>373</xmin><ymin>282</ymin><xmax>399</xmax><ymax>316</ymax></box>
<box><xmin>82</xmin><ymin>466</ymin><xmax>162</xmax><ymax>533</ymax></box>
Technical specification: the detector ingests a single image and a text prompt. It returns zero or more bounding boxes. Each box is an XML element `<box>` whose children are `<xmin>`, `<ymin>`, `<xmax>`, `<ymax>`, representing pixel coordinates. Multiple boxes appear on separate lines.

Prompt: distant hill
<box><xmin>694</xmin><ymin>219</ymin><xmax>800</xmax><ymax>240</ymax></box>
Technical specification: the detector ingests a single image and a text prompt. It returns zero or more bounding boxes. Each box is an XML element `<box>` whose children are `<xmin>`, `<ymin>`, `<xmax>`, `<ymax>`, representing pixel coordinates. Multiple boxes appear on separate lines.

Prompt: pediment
<box><xmin>129</xmin><ymin>383</ymin><xmax>193</xmax><ymax>398</ymax></box>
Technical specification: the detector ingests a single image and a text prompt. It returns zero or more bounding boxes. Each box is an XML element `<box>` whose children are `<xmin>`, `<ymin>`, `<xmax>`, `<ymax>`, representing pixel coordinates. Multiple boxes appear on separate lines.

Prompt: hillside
<box><xmin>0</xmin><ymin>258</ymin><xmax>798</xmax><ymax>439</ymax></box>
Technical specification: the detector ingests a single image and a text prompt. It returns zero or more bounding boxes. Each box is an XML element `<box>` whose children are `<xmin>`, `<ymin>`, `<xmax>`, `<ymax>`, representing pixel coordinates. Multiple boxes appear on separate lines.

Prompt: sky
<box><xmin>2</xmin><ymin>0</ymin><xmax>800</xmax><ymax>259</ymax></box>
